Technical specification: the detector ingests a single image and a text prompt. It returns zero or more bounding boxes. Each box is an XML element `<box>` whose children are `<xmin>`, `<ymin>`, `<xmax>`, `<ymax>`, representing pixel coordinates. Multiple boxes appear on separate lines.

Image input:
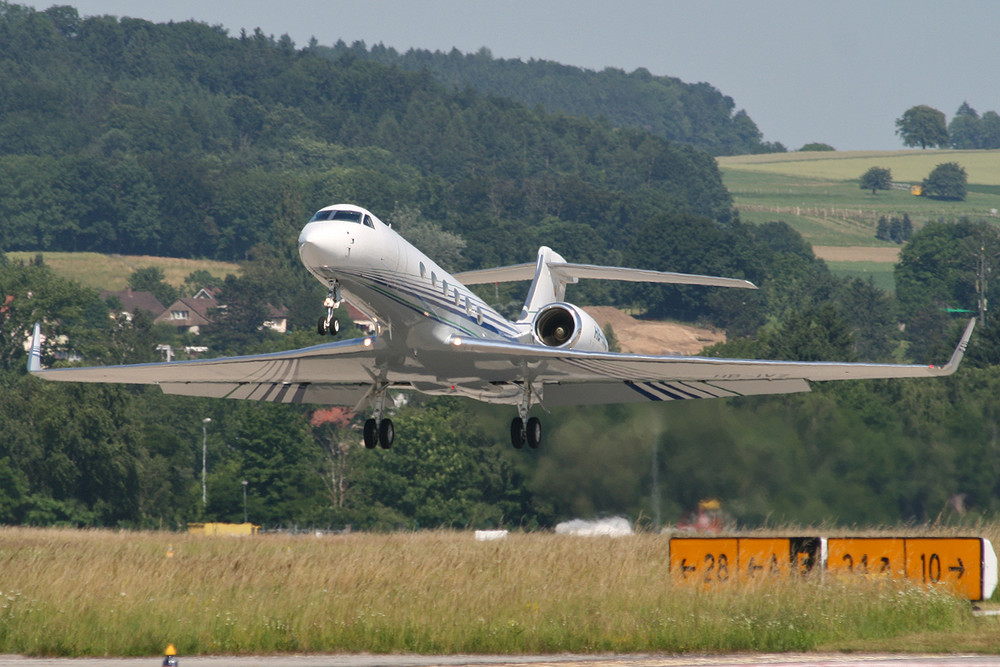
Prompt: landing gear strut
<box><xmin>510</xmin><ymin>384</ymin><xmax>541</xmax><ymax>449</ymax></box>
<box><xmin>363</xmin><ymin>383</ymin><xmax>394</xmax><ymax>449</ymax></box>
<box><xmin>317</xmin><ymin>282</ymin><xmax>342</xmax><ymax>335</ymax></box>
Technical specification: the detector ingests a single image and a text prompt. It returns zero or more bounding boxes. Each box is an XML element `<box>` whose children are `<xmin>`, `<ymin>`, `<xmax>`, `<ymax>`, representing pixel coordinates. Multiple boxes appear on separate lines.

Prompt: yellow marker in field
<box><xmin>163</xmin><ymin>643</ymin><xmax>178</xmax><ymax>667</ymax></box>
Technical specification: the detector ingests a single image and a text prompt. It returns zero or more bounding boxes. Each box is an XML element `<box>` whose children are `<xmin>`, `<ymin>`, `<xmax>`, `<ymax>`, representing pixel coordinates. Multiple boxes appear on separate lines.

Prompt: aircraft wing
<box><xmin>28</xmin><ymin>324</ymin><xmax>380</xmax><ymax>405</ymax></box>
<box><xmin>455</xmin><ymin>262</ymin><xmax>757</xmax><ymax>289</ymax></box>
<box><xmin>449</xmin><ymin>318</ymin><xmax>975</xmax><ymax>406</ymax></box>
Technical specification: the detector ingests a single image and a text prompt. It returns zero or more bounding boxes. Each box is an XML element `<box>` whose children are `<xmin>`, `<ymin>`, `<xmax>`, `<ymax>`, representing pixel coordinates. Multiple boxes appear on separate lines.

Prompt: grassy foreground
<box><xmin>0</xmin><ymin>528</ymin><xmax>989</xmax><ymax>657</ymax></box>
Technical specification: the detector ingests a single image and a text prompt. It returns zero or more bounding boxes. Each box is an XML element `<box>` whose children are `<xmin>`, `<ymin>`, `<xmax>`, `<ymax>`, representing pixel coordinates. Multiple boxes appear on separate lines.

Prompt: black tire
<box><xmin>363</xmin><ymin>418</ymin><xmax>378</xmax><ymax>449</ymax></box>
<box><xmin>379</xmin><ymin>418</ymin><xmax>394</xmax><ymax>449</ymax></box>
<box><xmin>510</xmin><ymin>417</ymin><xmax>525</xmax><ymax>449</ymax></box>
<box><xmin>526</xmin><ymin>417</ymin><xmax>542</xmax><ymax>449</ymax></box>
<box><xmin>317</xmin><ymin>317</ymin><xmax>328</xmax><ymax>335</ymax></box>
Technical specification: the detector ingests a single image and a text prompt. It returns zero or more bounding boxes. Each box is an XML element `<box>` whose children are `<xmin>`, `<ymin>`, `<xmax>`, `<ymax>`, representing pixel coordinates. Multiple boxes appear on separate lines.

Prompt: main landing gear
<box><xmin>510</xmin><ymin>416</ymin><xmax>541</xmax><ymax>449</ymax></box>
<box><xmin>509</xmin><ymin>384</ymin><xmax>541</xmax><ymax>449</ymax></box>
<box><xmin>317</xmin><ymin>282</ymin><xmax>342</xmax><ymax>335</ymax></box>
<box><xmin>363</xmin><ymin>417</ymin><xmax>394</xmax><ymax>449</ymax></box>
<box><xmin>362</xmin><ymin>383</ymin><xmax>394</xmax><ymax>449</ymax></box>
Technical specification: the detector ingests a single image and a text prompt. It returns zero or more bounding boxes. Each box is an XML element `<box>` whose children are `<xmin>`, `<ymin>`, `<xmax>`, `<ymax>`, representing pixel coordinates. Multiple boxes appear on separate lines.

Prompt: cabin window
<box><xmin>441</xmin><ymin>280</ymin><xmax>448</xmax><ymax>295</ymax></box>
<box><xmin>476</xmin><ymin>307</ymin><xmax>483</xmax><ymax>325</ymax></box>
<box><xmin>431</xmin><ymin>271</ymin><xmax>437</xmax><ymax>287</ymax></box>
<box><xmin>419</xmin><ymin>262</ymin><xmax>426</xmax><ymax>278</ymax></box>
<box><xmin>453</xmin><ymin>289</ymin><xmax>460</xmax><ymax>306</ymax></box>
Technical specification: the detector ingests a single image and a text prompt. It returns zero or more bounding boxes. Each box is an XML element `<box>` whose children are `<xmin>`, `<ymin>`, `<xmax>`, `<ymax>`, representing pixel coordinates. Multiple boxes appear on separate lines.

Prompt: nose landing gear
<box><xmin>317</xmin><ymin>282</ymin><xmax>342</xmax><ymax>336</ymax></box>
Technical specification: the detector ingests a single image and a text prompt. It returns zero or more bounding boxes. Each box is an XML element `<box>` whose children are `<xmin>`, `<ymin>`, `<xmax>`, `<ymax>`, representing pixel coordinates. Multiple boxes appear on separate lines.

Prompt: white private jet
<box><xmin>30</xmin><ymin>204</ymin><xmax>974</xmax><ymax>450</ymax></box>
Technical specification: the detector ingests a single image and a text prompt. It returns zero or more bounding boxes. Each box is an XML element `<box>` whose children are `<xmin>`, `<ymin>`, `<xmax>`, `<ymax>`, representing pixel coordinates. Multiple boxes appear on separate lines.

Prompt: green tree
<box><xmin>859</xmin><ymin>166</ymin><xmax>892</xmax><ymax>195</ymax></box>
<box><xmin>876</xmin><ymin>216</ymin><xmax>890</xmax><ymax>241</ymax></box>
<box><xmin>922</xmin><ymin>162</ymin><xmax>967</xmax><ymax>201</ymax></box>
<box><xmin>895</xmin><ymin>105</ymin><xmax>949</xmax><ymax>149</ymax></box>
<box><xmin>799</xmin><ymin>142</ymin><xmax>834</xmax><ymax>151</ymax></box>
<box><xmin>949</xmin><ymin>102</ymin><xmax>982</xmax><ymax>149</ymax></box>
<box><xmin>981</xmin><ymin>111</ymin><xmax>1000</xmax><ymax>149</ymax></box>
<box><xmin>128</xmin><ymin>266</ymin><xmax>178</xmax><ymax>307</ymax></box>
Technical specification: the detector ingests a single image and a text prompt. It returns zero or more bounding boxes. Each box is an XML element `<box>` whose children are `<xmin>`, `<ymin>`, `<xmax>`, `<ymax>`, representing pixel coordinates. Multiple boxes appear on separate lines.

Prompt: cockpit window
<box><xmin>333</xmin><ymin>210</ymin><xmax>363</xmax><ymax>222</ymax></box>
<box><xmin>309</xmin><ymin>209</ymin><xmax>364</xmax><ymax>223</ymax></box>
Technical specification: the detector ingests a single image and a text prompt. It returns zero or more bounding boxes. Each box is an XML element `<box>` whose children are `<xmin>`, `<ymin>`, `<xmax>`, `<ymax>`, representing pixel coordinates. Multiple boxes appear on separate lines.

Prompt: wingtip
<box><xmin>27</xmin><ymin>323</ymin><xmax>42</xmax><ymax>373</ymax></box>
<box><xmin>940</xmin><ymin>317</ymin><xmax>976</xmax><ymax>374</ymax></box>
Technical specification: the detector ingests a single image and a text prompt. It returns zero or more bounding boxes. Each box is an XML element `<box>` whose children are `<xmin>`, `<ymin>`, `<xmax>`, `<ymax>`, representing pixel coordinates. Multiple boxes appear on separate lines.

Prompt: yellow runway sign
<box><xmin>827</xmin><ymin>538</ymin><xmax>904</xmax><ymax>577</ymax></box>
<box><xmin>669</xmin><ymin>537</ymin><xmax>821</xmax><ymax>583</ymax></box>
<box><xmin>905</xmin><ymin>538</ymin><xmax>991</xmax><ymax>601</ymax></box>
<box><xmin>672</xmin><ymin>536</ymin><xmax>996</xmax><ymax>600</ymax></box>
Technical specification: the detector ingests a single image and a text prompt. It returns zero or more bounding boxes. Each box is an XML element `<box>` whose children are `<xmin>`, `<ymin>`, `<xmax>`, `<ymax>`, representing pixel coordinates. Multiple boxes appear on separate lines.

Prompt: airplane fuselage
<box><xmin>297</xmin><ymin>204</ymin><xmax>528</xmax><ymax>403</ymax></box>
<box><xmin>299</xmin><ymin>205</ymin><xmax>519</xmax><ymax>344</ymax></box>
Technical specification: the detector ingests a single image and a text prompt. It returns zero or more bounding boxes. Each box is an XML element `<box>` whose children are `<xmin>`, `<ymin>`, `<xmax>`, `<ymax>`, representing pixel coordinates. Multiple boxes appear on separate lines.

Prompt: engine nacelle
<box><xmin>531</xmin><ymin>302</ymin><xmax>609</xmax><ymax>352</ymax></box>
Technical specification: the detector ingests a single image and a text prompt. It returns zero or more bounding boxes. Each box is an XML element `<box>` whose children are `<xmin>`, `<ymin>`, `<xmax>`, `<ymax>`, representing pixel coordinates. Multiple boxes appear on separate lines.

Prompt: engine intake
<box><xmin>531</xmin><ymin>303</ymin><xmax>609</xmax><ymax>352</ymax></box>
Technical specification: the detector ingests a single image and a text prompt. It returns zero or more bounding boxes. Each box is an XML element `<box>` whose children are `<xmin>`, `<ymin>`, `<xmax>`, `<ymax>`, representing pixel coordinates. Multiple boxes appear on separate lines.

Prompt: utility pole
<box><xmin>977</xmin><ymin>242</ymin><xmax>989</xmax><ymax>329</ymax></box>
<box><xmin>651</xmin><ymin>440</ymin><xmax>661</xmax><ymax>530</ymax></box>
<box><xmin>241</xmin><ymin>480</ymin><xmax>248</xmax><ymax>523</ymax></box>
<box><xmin>201</xmin><ymin>418</ymin><xmax>212</xmax><ymax>508</ymax></box>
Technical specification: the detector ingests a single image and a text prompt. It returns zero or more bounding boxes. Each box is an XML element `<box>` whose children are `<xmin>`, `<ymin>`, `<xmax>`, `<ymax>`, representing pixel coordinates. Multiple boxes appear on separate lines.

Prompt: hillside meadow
<box><xmin>718</xmin><ymin>149</ymin><xmax>1000</xmax><ymax>291</ymax></box>
<box><xmin>4</xmin><ymin>252</ymin><xmax>240</xmax><ymax>291</ymax></box>
<box><xmin>0</xmin><ymin>527</ymin><xmax>997</xmax><ymax>657</ymax></box>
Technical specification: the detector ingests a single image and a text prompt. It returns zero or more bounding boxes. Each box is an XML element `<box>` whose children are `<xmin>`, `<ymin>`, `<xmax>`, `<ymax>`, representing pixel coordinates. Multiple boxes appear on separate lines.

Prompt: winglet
<box><xmin>938</xmin><ymin>318</ymin><xmax>976</xmax><ymax>375</ymax></box>
<box><xmin>28</xmin><ymin>323</ymin><xmax>42</xmax><ymax>373</ymax></box>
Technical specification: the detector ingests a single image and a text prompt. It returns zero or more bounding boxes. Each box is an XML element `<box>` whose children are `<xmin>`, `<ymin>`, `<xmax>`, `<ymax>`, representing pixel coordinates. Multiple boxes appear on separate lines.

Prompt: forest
<box><xmin>313</xmin><ymin>41</ymin><xmax>785</xmax><ymax>156</ymax></box>
<box><xmin>2</xmin><ymin>3</ymin><xmax>1000</xmax><ymax>530</ymax></box>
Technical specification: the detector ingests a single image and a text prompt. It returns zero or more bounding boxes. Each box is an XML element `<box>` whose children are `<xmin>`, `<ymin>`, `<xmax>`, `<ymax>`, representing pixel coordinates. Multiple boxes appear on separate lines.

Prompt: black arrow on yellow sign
<box><xmin>949</xmin><ymin>558</ymin><xmax>966</xmax><ymax>578</ymax></box>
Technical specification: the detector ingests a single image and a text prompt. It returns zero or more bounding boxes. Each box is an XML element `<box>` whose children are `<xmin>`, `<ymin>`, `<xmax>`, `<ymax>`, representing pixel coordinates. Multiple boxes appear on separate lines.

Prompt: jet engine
<box><xmin>531</xmin><ymin>302</ymin><xmax>609</xmax><ymax>352</ymax></box>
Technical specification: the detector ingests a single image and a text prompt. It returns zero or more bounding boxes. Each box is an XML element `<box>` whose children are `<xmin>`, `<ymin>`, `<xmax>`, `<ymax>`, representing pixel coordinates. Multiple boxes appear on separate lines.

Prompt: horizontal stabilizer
<box><xmin>455</xmin><ymin>260</ymin><xmax>756</xmax><ymax>290</ymax></box>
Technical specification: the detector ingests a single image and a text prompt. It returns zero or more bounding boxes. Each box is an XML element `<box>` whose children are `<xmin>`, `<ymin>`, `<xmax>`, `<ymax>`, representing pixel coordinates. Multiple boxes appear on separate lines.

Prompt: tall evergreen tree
<box><xmin>949</xmin><ymin>102</ymin><xmax>982</xmax><ymax>149</ymax></box>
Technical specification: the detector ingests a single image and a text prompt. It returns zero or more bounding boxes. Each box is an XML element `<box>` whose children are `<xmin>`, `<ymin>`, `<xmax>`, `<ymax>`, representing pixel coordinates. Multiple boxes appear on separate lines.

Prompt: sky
<box><xmin>25</xmin><ymin>0</ymin><xmax>1000</xmax><ymax>151</ymax></box>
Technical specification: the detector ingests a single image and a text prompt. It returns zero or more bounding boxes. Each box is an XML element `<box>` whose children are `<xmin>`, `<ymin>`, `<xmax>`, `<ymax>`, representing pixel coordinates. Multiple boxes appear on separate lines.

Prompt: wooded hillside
<box><xmin>2</xmin><ymin>3</ymin><xmax>1000</xmax><ymax>531</ymax></box>
<box><xmin>314</xmin><ymin>42</ymin><xmax>784</xmax><ymax>156</ymax></box>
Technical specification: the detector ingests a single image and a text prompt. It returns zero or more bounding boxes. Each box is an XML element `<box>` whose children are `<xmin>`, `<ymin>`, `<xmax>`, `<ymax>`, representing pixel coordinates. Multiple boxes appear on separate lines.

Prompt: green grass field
<box><xmin>5</xmin><ymin>252</ymin><xmax>240</xmax><ymax>291</ymax></box>
<box><xmin>718</xmin><ymin>149</ymin><xmax>1000</xmax><ymax>289</ymax></box>
<box><xmin>0</xmin><ymin>528</ymin><xmax>992</xmax><ymax>657</ymax></box>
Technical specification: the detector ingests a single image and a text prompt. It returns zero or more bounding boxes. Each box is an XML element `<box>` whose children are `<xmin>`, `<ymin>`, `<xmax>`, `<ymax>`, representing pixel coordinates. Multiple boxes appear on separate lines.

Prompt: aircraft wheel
<box><xmin>317</xmin><ymin>317</ymin><xmax>328</xmax><ymax>335</ymax></box>
<box><xmin>510</xmin><ymin>417</ymin><xmax>526</xmax><ymax>449</ymax></box>
<box><xmin>526</xmin><ymin>417</ymin><xmax>541</xmax><ymax>449</ymax></box>
<box><xmin>331</xmin><ymin>317</ymin><xmax>341</xmax><ymax>334</ymax></box>
<box><xmin>379</xmin><ymin>419</ymin><xmax>394</xmax><ymax>449</ymax></box>
<box><xmin>363</xmin><ymin>418</ymin><xmax>378</xmax><ymax>449</ymax></box>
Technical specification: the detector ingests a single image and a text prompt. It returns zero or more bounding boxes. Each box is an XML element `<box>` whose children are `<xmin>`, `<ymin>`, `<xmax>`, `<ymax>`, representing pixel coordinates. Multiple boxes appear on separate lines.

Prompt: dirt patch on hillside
<box><xmin>812</xmin><ymin>246</ymin><xmax>900</xmax><ymax>263</ymax></box>
<box><xmin>584</xmin><ymin>306</ymin><xmax>725</xmax><ymax>355</ymax></box>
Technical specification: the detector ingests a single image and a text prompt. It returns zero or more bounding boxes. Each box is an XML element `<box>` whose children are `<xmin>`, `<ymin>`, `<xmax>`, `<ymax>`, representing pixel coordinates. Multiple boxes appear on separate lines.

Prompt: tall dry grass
<box><xmin>0</xmin><ymin>528</ymin><xmax>977</xmax><ymax>657</ymax></box>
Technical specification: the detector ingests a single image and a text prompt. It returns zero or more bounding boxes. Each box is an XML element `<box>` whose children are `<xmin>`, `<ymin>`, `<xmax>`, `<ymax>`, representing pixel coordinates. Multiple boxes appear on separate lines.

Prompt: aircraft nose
<box><xmin>298</xmin><ymin>221</ymin><xmax>354</xmax><ymax>267</ymax></box>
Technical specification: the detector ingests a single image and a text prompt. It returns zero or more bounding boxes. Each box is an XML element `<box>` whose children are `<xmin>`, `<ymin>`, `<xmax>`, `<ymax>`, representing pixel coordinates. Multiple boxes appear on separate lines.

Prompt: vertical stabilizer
<box><xmin>519</xmin><ymin>247</ymin><xmax>577</xmax><ymax>321</ymax></box>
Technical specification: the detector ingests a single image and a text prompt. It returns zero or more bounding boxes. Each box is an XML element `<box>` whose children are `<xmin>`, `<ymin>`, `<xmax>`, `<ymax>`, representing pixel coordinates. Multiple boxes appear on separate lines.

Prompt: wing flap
<box><xmin>542</xmin><ymin>378</ymin><xmax>811</xmax><ymax>406</ymax></box>
<box><xmin>160</xmin><ymin>382</ymin><xmax>371</xmax><ymax>405</ymax></box>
